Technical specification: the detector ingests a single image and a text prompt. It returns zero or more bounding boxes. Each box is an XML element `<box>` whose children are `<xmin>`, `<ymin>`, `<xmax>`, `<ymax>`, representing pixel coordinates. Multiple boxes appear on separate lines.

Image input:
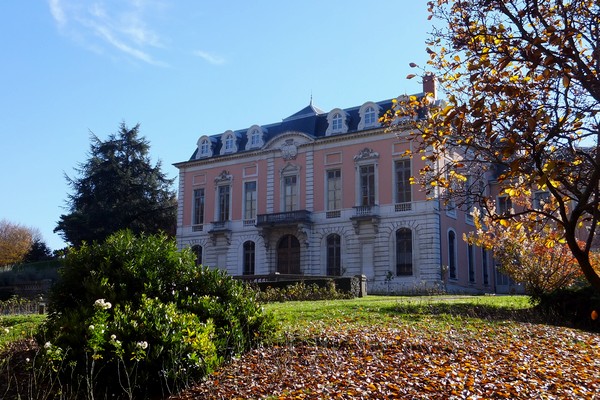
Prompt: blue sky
<box><xmin>0</xmin><ymin>1</ymin><xmax>434</xmax><ymax>251</ymax></box>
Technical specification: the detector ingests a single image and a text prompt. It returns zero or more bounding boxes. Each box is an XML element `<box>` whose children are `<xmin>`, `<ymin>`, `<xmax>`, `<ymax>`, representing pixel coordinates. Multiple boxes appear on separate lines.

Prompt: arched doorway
<box><xmin>277</xmin><ymin>234</ymin><xmax>301</xmax><ymax>274</ymax></box>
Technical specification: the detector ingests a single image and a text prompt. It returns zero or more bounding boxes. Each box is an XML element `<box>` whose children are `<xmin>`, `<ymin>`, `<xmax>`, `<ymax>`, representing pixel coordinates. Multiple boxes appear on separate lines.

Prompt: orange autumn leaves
<box><xmin>173</xmin><ymin>323</ymin><xmax>600</xmax><ymax>399</ymax></box>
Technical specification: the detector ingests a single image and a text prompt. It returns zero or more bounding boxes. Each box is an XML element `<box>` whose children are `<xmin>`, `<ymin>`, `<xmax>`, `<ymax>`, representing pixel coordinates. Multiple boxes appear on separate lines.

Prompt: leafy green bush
<box><xmin>38</xmin><ymin>230</ymin><xmax>275</xmax><ymax>398</ymax></box>
<box><xmin>257</xmin><ymin>280</ymin><xmax>353</xmax><ymax>303</ymax></box>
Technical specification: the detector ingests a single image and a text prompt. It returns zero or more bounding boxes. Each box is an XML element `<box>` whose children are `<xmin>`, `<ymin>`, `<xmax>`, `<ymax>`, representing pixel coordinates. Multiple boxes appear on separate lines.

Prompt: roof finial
<box><xmin>310</xmin><ymin>91</ymin><xmax>313</xmax><ymax>106</ymax></box>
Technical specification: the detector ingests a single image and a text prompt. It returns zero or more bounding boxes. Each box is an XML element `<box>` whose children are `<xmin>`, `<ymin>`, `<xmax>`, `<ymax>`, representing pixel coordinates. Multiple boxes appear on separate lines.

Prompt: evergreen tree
<box><xmin>55</xmin><ymin>123</ymin><xmax>177</xmax><ymax>246</ymax></box>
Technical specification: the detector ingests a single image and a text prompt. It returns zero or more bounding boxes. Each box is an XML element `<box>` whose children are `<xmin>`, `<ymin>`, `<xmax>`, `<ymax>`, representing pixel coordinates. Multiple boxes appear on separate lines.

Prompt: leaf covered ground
<box><xmin>173</xmin><ymin>297</ymin><xmax>600</xmax><ymax>399</ymax></box>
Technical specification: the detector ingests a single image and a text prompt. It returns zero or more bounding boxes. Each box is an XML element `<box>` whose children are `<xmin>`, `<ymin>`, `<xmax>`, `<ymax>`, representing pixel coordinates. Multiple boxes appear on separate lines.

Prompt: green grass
<box><xmin>0</xmin><ymin>314</ymin><xmax>45</xmax><ymax>350</ymax></box>
<box><xmin>264</xmin><ymin>295</ymin><xmax>534</xmax><ymax>338</ymax></box>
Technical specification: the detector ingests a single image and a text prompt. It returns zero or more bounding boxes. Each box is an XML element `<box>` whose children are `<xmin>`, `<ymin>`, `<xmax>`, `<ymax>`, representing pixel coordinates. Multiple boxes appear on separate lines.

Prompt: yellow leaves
<box><xmin>562</xmin><ymin>75</ymin><xmax>570</xmax><ymax>87</ymax></box>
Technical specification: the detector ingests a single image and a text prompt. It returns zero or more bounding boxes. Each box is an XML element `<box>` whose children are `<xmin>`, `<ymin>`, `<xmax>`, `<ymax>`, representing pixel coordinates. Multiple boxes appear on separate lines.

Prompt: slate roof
<box><xmin>187</xmin><ymin>98</ymin><xmax>397</xmax><ymax>161</ymax></box>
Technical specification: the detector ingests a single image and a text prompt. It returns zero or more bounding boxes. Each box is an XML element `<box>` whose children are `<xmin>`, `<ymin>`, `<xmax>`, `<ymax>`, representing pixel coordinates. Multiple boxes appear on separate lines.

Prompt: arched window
<box><xmin>197</xmin><ymin>137</ymin><xmax>212</xmax><ymax>158</ymax></box>
<box><xmin>251</xmin><ymin>130</ymin><xmax>261</xmax><ymax>146</ymax></box>
<box><xmin>332</xmin><ymin>113</ymin><xmax>343</xmax><ymax>131</ymax></box>
<box><xmin>395</xmin><ymin>228</ymin><xmax>413</xmax><ymax>276</ymax></box>
<box><xmin>243</xmin><ymin>241</ymin><xmax>255</xmax><ymax>275</ymax></box>
<box><xmin>224</xmin><ymin>134</ymin><xmax>234</xmax><ymax>151</ymax></box>
<box><xmin>448</xmin><ymin>230</ymin><xmax>457</xmax><ymax>279</ymax></box>
<box><xmin>364</xmin><ymin>106</ymin><xmax>376</xmax><ymax>126</ymax></box>
<box><xmin>326</xmin><ymin>234</ymin><xmax>341</xmax><ymax>276</ymax></box>
<box><xmin>191</xmin><ymin>245</ymin><xmax>202</xmax><ymax>266</ymax></box>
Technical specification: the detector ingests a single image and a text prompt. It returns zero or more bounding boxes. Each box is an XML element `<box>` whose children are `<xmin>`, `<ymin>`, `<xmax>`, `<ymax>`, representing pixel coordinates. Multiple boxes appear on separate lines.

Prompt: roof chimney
<box><xmin>423</xmin><ymin>73</ymin><xmax>437</xmax><ymax>99</ymax></box>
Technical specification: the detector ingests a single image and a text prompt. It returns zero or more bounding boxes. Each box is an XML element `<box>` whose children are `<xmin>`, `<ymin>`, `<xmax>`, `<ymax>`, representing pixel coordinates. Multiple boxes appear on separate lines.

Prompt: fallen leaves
<box><xmin>172</xmin><ymin>321</ymin><xmax>600</xmax><ymax>399</ymax></box>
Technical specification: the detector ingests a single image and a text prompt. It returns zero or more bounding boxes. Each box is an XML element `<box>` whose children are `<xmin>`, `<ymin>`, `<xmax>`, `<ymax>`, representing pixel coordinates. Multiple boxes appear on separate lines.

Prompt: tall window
<box><xmin>332</xmin><ymin>113</ymin><xmax>343</xmax><ymax>131</ymax></box>
<box><xmin>251</xmin><ymin>130</ymin><xmax>261</xmax><ymax>146</ymax></box>
<box><xmin>224</xmin><ymin>134</ymin><xmax>234</xmax><ymax>151</ymax></box>
<box><xmin>364</xmin><ymin>106</ymin><xmax>376</xmax><ymax>126</ymax></box>
<box><xmin>359</xmin><ymin>165</ymin><xmax>375</xmax><ymax>206</ymax></box>
<box><xmin>448</xmin><ymin>230</ymin><xmax>457</xmax><ymax>279</ymax></box>
<box><xmin>395</xmin><ymin>159</ymin><xmax>411</xmax><ymax>204</ymax></box>
<box><xmin>191</xmin><ymin>245</ymin><xmax>202</xmax><ymax>266</ymax></box>
<box><xmin>396</xmin><ymin>228</ymin><xmax>413</xmax><ymax>276</ymax></box>
<box><xmin>327</xmin><ymin>169</ymin><xmax>342</xmax><ymax>211</ymax></box>
<box><xmin>283</xmin><ymin>175</ymin><xmax>298</xmax><ymax>212</ymax></box>
<box><xmin>217</xmin><ymin>185</ymin><xmax>230</xmax><ymax>221</ymax></box>
<box><xmin>497</xmin><ymin>196</ymin><xmax>512</xmax><ymax>214</ymax></box>
<box><xmin>199</xmin><ymin>139</ymin><xmax>210</xmax><ymax>156</ymax></box>
<box><xmin>243</xmin><ymin>241</ymin><xmax>255</xmax><ymax>275</ymax></box>
<box><xmin>326</xmin><ymin>234</ymin><xmax>341</xmax><ymax>276</ymax></box>
<box><xmin>468</xmin><ymin>244</ymin><xmax>475</xmax><ymax>283</ymax></box>
<box><xmin>244</xmin><ymin>181</ymin><xmax>257</xmax><ymax>221</ymax></box>
<box><xmin>482</xmin><ymin>248</ymin><xmax>489</xmax><ymax>285</ymax></box>
<box><xmin>192</xmin><ymin>188</ymin><xmax>205</xmax><ymax>226</ymax></box>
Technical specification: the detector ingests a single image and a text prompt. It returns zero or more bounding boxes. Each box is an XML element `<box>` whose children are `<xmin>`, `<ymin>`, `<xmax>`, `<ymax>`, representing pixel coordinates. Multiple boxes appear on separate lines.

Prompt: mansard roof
<box><xmin>187</xmin><ymin>98</ymin><xmax>397</xmax><ymax>161</ymax></box>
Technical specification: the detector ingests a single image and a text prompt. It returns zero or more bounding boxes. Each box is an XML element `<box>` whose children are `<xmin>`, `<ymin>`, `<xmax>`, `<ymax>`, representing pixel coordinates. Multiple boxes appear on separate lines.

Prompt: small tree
<box><xmin>386</xmin><ymin>1</ymin><xmax>600</xmax><ymax>290</ymax></box>
<box><xmin>0</xmin><ymin>219</ymin><xmax>34</xmax><ymax>267</ymax></box>
<box><xmin>55</xmin><ymin>122</ymin><xmax>177</xmax><ymax>246</ymax></box>
<box><xmin>466</xmin><ymin>208</ymin><xmax>582</xmax><ymax>301</ymax></box>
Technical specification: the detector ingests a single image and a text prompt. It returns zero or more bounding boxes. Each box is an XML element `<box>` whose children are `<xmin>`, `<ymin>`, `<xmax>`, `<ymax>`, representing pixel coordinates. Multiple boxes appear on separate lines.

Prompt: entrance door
<box><xmin>277</xmin><ymin>234</ymin><xmax>301</xmax><ymax>274</ymax></box>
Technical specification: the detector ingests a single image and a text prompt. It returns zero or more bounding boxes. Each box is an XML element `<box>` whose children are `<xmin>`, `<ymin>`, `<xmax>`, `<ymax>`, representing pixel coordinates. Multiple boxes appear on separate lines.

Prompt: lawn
<box><xmin>2</xmin><ymin>296</ymin><xmax>599</xmax><ymax>399</ymax></box>
<box><xmin>174</xmin><ymin>295</ymin><xmax>600</xmax><ymax>399</ymax></box>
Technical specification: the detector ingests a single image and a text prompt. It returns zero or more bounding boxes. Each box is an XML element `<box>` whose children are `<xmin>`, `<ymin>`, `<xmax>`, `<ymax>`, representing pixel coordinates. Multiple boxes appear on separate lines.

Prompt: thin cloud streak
<box><xmin>193</xmin><ymin>50</ymin><xmax>226</xmax><ymax>65</ymax></box>
<box><xmin>47</xmin><ymin>0</ymin><xmax>167</xmax><ymax>66</ymax></box>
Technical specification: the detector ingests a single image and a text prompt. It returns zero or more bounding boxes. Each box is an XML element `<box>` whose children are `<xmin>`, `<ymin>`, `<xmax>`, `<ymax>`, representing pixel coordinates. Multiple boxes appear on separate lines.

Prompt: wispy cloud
<box><xmin>47</xmin><ymin>0</ymin><xmax>167</xmax><ymax>66</ymax></box>
<box><xmin>48</xmin><ymin>0</ymin><xmax>67</xmax><ymax>27</ymax></box>
<box><xmin>193</xmin><ymin>50</ymin><xmax>226</xmax><ymax>65</ymax></box>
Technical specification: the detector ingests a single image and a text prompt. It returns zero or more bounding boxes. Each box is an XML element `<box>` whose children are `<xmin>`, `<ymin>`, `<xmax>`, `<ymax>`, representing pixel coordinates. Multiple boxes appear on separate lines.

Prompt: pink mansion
<box><xmin>174</xmin><ymin>78</ymin><xmax>512</xmax><ymax>294</ymax></box>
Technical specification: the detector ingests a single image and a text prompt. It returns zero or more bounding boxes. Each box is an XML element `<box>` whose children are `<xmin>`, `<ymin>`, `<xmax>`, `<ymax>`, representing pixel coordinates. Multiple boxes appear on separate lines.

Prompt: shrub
<box><xmin>38</xmin><ymin>230</ymin><xmax>275</xmax><ymax>398</ymax></box>
<box><xmin>256</xmin><ymin>280</ymin><xmax>353</xmax><ymax>303</ymax></box>
<box><xmin>536</xmin><ymin>286</ymin><xmax>600</xmax><ymax>331</ymax></box>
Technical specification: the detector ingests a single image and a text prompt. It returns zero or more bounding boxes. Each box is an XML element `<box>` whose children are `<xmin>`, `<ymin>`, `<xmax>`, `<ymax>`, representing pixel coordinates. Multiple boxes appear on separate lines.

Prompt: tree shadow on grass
<box><xmin>380</xmin><ymin>300</ymin><xmax>599</xmax><ymax>332</ymax></box>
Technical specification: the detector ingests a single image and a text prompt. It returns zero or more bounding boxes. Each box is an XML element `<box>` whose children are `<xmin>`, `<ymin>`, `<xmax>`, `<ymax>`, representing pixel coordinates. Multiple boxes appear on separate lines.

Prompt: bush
<box><xmin>38</xmin><ymin>230</ymin><xmax>275</xmax><ymax>399</ymax></box>
<box><xmin>536</xmin><ymin>286</ymin><xmax>600</xmax><ymax>331</ymax></box>
<box><xmin>256</xmin><ymin>280</ymin><xmax>353</xmax><ymax>303</ymax></box>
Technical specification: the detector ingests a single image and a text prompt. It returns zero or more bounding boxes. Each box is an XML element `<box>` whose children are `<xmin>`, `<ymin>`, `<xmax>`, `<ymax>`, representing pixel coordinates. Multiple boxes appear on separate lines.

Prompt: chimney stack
<box><xmin>423</xmin><ymin>73</ymin><xmax>437</xmax><ymax>99</ymax></box>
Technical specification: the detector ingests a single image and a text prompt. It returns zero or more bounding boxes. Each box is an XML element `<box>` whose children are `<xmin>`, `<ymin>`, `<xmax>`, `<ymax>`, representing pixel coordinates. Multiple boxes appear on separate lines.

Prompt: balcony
<box><xmin>256</xmin><ymin>210</ymin><xmax>312</xmax><ymax>227</ymax></box>
<box><xmin>208</xmin><ymin>220</ymin><xmax>231</xmax><ymax>233</ymax></box>
<box><xmin>350</xmin><ymin>205</ymin><xmax>380</xmax><ymax>235</ymax></box>
<box><xmin>351</xmin><ymin>204</ymin><xmax>380</xmax><ymax>219</ymax></box>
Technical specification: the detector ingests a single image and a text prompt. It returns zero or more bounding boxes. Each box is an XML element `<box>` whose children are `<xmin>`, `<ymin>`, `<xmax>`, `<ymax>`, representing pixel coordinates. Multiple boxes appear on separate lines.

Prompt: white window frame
<box><xmin>243</xmin><ymin>181</ymin><xmax>257</xmax><ymax>222</ymax></box>
<box><xmin>326</xmin><ymin>169</ymin><xmax>342</xmax><ymax>212</ymax></box>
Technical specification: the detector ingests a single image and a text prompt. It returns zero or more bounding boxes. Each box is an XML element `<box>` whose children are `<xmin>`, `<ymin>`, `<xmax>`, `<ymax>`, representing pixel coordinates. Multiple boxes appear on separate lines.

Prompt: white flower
<box><xmin>25</xmin><ymin>358</ymin><xmax>30</xmax><ymax>363</ymax></box>
<box><xmin>110</xmin><ymin>334</ymin><xmax>117</xmax><ymax>341</ymax></box>
<box><xmin>44</xmin><ymin>341</ymin><xmax>51</xmax><ymax>349</ymax></box>
<box><xmin>136</xmin><ymin>341</ymin><xmax>148</xmax><ymax>350</ymax></box>
<box><xmin>94</xmin><ymin>299</ymin><xmax>112</xmax><ymax>310</ymax></box>
<box><xmin>3</xmin><ymin>328</ymin><xmax>9</xmax><ymax>334</ymax></box>
<box><xmin>89</xmin><ymin>325</ymin><xmax>95</xmax><ymax>331</ymax></box>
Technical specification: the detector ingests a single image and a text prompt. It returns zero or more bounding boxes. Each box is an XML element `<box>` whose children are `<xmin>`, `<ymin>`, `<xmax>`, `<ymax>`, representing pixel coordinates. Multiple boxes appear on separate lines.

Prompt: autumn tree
<box><xmin>0</xmin><ymin>219</ymin><xmax>34</xmax><ymax>267</ymax></box>
<box><xmin>55</xmin><ymin>123</ymin><xmax>177</xmax><ymax>246</ymax></box>
<box><xmin>387</xmin><ymin>1</ymin><xmax>600</xmax><ymax>290</ymax></box>
<box><xmin>466</xmin><ymin>208</ymin><xmax>583</xmax><ymax>300</ymax></box>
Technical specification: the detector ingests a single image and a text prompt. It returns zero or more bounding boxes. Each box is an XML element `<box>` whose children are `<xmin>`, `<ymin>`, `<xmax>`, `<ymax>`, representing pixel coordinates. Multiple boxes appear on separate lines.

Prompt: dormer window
<box><xmin>196</xmin><ymin>136</ymin><xmax>213</xmax><ymax>158</ymax></box>
<box><xmin>326</xmin><ymin>108</ymin><xmax>349</xmax><ymax>136</ymax></box>
<box><xmin>332</xmin><ymin>113</ymin><xmax>342</xmax><ymax>131</ymax></box>
<box><xmin>245</xmin><ymin>125</ymin><xmax>265</xmax><ymax>150</ymax></box>
<box><xmin>225</xmin><ymin>135</ymin><xmax>234</xmax><ymax>150</ymax></box>
<box><xmin>251</xmin><ymin>131</ymin><xmax>260</xmax><ymax>146</ymax></box>
<box><xmin>220</xmin><ymin>130</ymin><xmax>238</xmax><ymax>155</ymax></box>
<box><xmin>358</xmin><ymin>102</ymin><xmax>382</xmax><ymax>130</ymax></box>
<box><xmin>246</xmin><ymin>125</ymin><xmax>266</xmax><ymax>150</ymax></box>
<box><xmin>365</xmin><ymin>107</ymin><xmax>376</xmax><ymax>125</ymax></box>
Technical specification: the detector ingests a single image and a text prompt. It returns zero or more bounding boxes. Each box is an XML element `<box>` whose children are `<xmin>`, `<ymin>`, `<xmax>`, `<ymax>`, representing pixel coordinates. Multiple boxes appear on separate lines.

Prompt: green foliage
<box><xmin>54</xmin><ymin>122</ymin><xmax>177</xmax><ymax>246</ymax></box>
<box><xmin>0</xmin><ymin>314</ymin><xmax>45</xmax><ymax>350</ymax></box>
<box><xmin>39</xmin><ymin>230</ymin><xmax>275</xmax><ymax>398</ymax></box>
<box><xmin>257</xmin><ymin>281</ymin><xmax>354</xmax><ymax>303</ymax></box>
